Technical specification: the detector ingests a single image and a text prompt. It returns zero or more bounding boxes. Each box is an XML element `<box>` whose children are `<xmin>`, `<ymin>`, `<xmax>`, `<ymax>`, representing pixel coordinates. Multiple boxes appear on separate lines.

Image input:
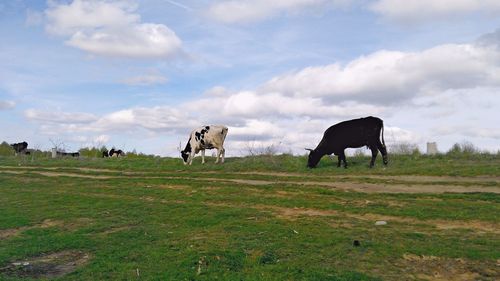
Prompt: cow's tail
<box><xmin>380</xmin><ymin>120</ymin><xmax>388</xmax><ymax>165</ymax></box>
<box><xmin>381</xmin><ymin>122</ymin><xmax>386</xmax><ymax>148</ymax></box>
<box><xmin>221</xmin><ymin>126</ymin><xmax>229</xmax><ymax>142</ymax></box>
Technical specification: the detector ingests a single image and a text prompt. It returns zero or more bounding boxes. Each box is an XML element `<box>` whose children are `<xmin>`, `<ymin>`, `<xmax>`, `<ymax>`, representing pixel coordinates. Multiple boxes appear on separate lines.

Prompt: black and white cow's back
<box><xmin>181</xmin><ymin>125</ymin><xmax>228</xmax><ymax>165</ymax></box>
<box><xmin>10</xmin><ymin>141</ymin><xmax>28</xmax><ymax>155</ymax></box>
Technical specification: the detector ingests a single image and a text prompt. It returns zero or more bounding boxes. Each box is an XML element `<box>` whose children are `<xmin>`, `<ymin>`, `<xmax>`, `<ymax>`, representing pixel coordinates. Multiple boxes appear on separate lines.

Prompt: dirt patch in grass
<box><xmin>3</xmin><ymin>168</ymin><xmax>499</xmax><ymax>193</ymax></box>
<box><xmin>98</xmin><ymin>225</ymin><xmax>132</xmax><ymax>235</ymax></box>
<box><xmin>156</xmin><ymin>184</ymin><xmax>189</xmax><ymax>190</ymax></box>
<box><xmin>0</xmin><ymin>250</ymin><xmax>90</xmax><ymax>279</ymax></box>
<box><xmin>37</xmin><ymin>171</ymin><xmax>115</xmax><ymax>179</ymax></box>
<box><xmin>399</xmin><ymin>254</ymin><xmax>499</xmax><ymax>281</ymax></box>
<box><xmin>0</xmin><ymin>169</ymin><xmax>116</xmax><ymax>179</ymax></box>
<box><xmin>297</xmin><ymin>181</ymin><xmax>500</xmax><ymax>194</ymax></box>
<box><xmin>255</xmin><ymin>205</ymin><xmax>339</xmax><ymax>220</ymax></box>
<box><xmin>0</xmin><ymin>219</ymin><xmax>64</xmax><ymax>240</ymax></box>
<box><xmin>0</xmin><ymin>228</ymin><xmax>22</xmax><ymax>240</ymax></box>
<box><xmin>235</xmin><ymin>171</ymin><xmax>500</xmax><ymax>184</ymax></box>
<box><xmin>250</xmin><ymin>205</ymin><xmax>500</xmax><ymax>234</ymax></box>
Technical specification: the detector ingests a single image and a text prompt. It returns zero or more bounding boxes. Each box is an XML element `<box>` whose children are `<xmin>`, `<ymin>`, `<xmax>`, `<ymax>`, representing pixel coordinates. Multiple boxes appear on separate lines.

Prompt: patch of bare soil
<box><xmin>37</xmin><ymin>171</ymin><xmax>115</xmax><ymax>179</ymax></box>
<box><xmin>399</xmin><ymin>254</ymin><xmax>499</xmax><ymax>281</ymax></box>
<box><xmin>98</xmin><ymin>225</ymin><xmax>132</xmax><ymax>235</ymax></box>
<box><xmin>0</xmin><ymin>228</ymin><xmax>23</xmax><ymax>240</ymax></box>
<box><xmin>0</xmin><ymin>250</ymin><xmax>90</xmax><ymax>279</ymax></box>
<box><xmin>0</xmin><ymin>170</ymin><xmax>24</xmax><ymax>175</ymax></box>
<box><xmin>235</xmin><ymin>171</ymin><xmax>500</xmax><ymax>184</ymax></box>
<box><xmin>255</xmin><ymin>205</ymin><xmax>340</xmax><ymax>220</ymax></box>
<box><xmin>156</xmin><ymin>184</ymin><xmax>189</xmax><ymax>190</ymax></box>
<box><xmin>0</xmin><ymin>219</ymin><xmax>64</xmax><ymax>240</ymax></box>
<box><xmin>297</xmin><ymin>181</ymin><xmax>500</xmax><ymax>194</ymax></box>
<box><xmin>226</xmin><ymin>179</ymin><xmax>273</xmax><ymax>186</ymax></box>
<box><xmin>208</xmin><ymin>177</ymin><xmax>500</xmax><ymax>194</ymax></box>
<box><xmin>3</xmin><ymin>167</ymin><xmax>499</xmax><ymax>193</ymax></box>
<box><xmin>249</xmin><ymin>204</ymin><xmax>500</xmax><ymax>234</ymax></box>
<box><xmin>0</xmin><ymin>169</ymin><xmax>116</xmax><ymax>179</ymax></box>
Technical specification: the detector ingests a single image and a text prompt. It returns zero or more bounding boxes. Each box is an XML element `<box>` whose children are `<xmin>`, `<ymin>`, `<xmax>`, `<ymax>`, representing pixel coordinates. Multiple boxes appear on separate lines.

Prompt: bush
<box><xmin>0</xmin><ymin>141</ymin><xmax>14</xmax><ymax>156</ymax></box>
<box><xmin>388</xmin><ymin>142</ymin><xmax>421</xmax><ymax>155</ymax></box>
<box><xmin>79</xmin><ymin>146</ymin><xmax>108</xmax><ymax>158</ymax></box>
<box><xmin>447</xmin><ymin>141</ymin><xmax>479</xmax><ymax>155</ymax></box>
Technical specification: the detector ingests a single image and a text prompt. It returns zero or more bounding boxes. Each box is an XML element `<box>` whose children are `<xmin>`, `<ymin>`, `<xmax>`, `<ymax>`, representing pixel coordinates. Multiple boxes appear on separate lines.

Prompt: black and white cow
<box><xmin>108</xmin><ymin>148</ymin><xmax>124</xmax><ymax>157</ymax></box>
<box><xmin>306</xmin><ymin>116</ymin><xmax>388</xmax><ymax>168</ymax></box>
<box><xmin>56</xmin><ymin>151</ymin><xmax>80</xmax><ymax>157</ymax></box>
<box><xmin>10</xmin><ymin>141</ymin><xmax>28</xmax><ymax>155</ymax></box>
<box><xmin>181</xmin><ymin>125</ymin><xmax>228</xmax><ymax>165</ymax></box>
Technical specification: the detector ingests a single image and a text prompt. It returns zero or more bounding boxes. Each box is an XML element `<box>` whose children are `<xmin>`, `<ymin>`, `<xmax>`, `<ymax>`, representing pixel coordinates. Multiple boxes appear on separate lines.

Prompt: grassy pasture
<box><xmin>0</xmin><ymin>154</ymin><xmax>499</xmax><ymax>280</ymax></box>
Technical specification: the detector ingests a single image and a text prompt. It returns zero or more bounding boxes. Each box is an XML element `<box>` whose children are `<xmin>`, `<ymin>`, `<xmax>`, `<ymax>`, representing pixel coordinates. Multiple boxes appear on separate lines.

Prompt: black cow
<box><xmin>10</xmin><ymin>141</ymin><xmax>28</xmax><ymax>155</ymax></box>
<box><xmin>102</xmin><ymin>150</ymin><xmax>109</xmax><ymax>157</ymax></box>
<box><xmin>108</xmin><ymin>148</ymin><xmax>124</xmax><ymax>157</ymax></box>
<box><xmin>57</xmin><ymin>151</ymin><xmax>80</xmax><ymax>157</ymax></box>
<box><xmin>306</xmin><ymin>116</ymin><xmax>388</xmax><ymax>168</ymax></box>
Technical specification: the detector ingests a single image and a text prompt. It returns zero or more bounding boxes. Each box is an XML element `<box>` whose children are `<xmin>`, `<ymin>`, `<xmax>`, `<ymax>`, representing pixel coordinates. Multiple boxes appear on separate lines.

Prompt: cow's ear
<box><xmin>304</xmin><ymin>148</ymin><xmax>313</xmax><ymax>152</ymax></box>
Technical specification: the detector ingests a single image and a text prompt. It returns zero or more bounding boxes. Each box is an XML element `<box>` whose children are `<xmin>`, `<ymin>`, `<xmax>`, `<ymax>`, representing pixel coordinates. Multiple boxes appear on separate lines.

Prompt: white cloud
<box><xmin>121</xmin><ymin>73</ymin><xmax>168</xmax><ymax>86</ymax></box>
<box><xmin>371</xmin><ymin>0</ymin><xmax>500</xmax><ymax>23</ymax></box>
<box><xmin>436</xmin><ymin>126</ymin><xmax>500</xmax><ymax>139</ymax></box>
<box><xmin>45</xmin><ymin>0</ymin><xmax>182</xmax><ymax>59</ymax></box>
<box><xmin>24</xmin><ymin>109</ymin><xmax>98</xmax><ymax>123</ymax></box>
<box><xmin>21</xmin><ymin>28</ymin><xmax>500</xmax><ymax>155</ymax></box>
<box><xmin>0</xmin><ymin>100</ymin><xmax>15</xmax><ymax>110</ymax></box>
<box><xmin>264</xmin><ymin>41</ymin><xmax>500</xmax><ymax>103</ymax></box>
<box><xmin>206</xmin><ymin>0</ymin><xmax>349</xmax><ymax>24</ymax></box>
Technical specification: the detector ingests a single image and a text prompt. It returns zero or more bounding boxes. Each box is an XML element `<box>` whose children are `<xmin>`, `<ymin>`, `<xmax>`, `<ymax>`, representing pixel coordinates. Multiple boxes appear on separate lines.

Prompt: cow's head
<box><xmin>181</xmin><ymin>140</ymin><xmax>192</xmax><ymax>165</ymax></box>
<box><xmin>306</xmin><ymin>148</ymin><xmax>321</xmax><ymax>168</ymax></box>
<box><xmin>181</xmin><ymin>149</ymin><xmax>189</xmax><ymax>164</ymax></box>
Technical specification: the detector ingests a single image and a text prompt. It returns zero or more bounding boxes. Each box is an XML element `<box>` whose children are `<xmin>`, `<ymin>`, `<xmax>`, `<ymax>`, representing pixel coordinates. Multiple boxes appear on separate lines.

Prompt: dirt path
<box><xmin>1</xmin><ymin>167</ymin><xmax>499</xmax><ymax>194</ymax></box>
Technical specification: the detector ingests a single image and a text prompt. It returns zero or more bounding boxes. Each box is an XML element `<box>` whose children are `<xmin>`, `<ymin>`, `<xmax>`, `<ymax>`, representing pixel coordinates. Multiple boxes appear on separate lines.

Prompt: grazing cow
<box><xmin>10</xmin><ymin>141</ymin><xmax>28</xmax><ymax>155</ymax></box>
<box><xmin>108</xmin><ymin>148</ymin><xmax>124</xmax><ymax>157</ymax></box>
<box><xmin>306</xmin><ymin>116</ymin><xmax>388</xmax><ymax>168</ymax></box>
<box><xmin>56</xmin><ymin>151</ymin><xmax>80</xmax><ymax>157</ymax></box>
<box><xmin>181</xmin><ymin>125</ymin><xmax>228</xmax><ymax>165</ymax></box>
<box><xmin>102</xmin><ymin>150</ymin><xmax>109</xmax><ymax>157</ymax></box>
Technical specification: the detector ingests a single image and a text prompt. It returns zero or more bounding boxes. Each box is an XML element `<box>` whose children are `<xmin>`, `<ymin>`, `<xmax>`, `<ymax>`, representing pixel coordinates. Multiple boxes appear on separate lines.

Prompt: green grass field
<box><xmin>0</xmin><ymin>154</ymin><xmax>499</xmax><ymax>280</ymax></box>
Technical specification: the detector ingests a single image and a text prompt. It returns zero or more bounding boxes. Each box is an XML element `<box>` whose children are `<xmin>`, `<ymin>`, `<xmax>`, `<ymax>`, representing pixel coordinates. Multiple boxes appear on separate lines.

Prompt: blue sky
<box><xmin>1</xmin><ymin>0</ymin><xmax>500</xmax><ymax>156</ymax></box>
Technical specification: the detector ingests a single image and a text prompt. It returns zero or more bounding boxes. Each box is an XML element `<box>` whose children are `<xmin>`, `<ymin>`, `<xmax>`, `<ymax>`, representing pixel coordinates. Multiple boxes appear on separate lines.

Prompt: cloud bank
<box><xmin>45</xmin><ymin>0</ymin><xmax>182</xmax><ymax>58</ymax></box>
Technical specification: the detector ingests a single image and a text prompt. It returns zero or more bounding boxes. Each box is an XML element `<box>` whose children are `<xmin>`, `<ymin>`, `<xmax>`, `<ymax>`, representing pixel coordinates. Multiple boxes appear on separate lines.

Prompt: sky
<box><xmin>1</xmin><ymin>0</ymin><xmax>500</xmax><ymax>156</ymax></box>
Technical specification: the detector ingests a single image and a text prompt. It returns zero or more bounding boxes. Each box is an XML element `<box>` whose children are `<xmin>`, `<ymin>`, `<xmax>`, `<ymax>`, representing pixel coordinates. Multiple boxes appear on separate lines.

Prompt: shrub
<box><xmin>388</xmin><ymin>142</ymin><xmax>421</xmax><ymax>155</ymax></box>
<box><xmin>447</xmin><ymin>141</ymin><xmax>479</xmax><ymax>156</ymax></box>
<box><xmin>0</xmin><ymin>141</ymin><xmax>14</xmax><ymax>156</ymax></box>
<box><xmin>79</xmin><ymin>146</ymin><xmax>108</xmax><ymax>158</ymax></box>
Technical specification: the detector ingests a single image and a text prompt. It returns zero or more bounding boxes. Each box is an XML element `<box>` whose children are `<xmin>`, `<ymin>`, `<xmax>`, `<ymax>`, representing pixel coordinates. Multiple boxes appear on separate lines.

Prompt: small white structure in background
<box><xmin>51</xmin><ymin>148</ymin><xmax>57</xmax><ymax>158</ymax></box>
<box><xmin>426</xmin><ymin>142</ymin><xmax>438</xmax><ymax>155</ymax></box>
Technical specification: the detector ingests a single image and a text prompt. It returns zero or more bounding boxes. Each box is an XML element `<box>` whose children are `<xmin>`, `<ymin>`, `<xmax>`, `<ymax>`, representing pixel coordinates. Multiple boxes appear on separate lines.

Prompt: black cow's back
<box><xmin>320</xmin><ymin>116</ymin><xmax>383</xmax><ymax>152</ymax></box>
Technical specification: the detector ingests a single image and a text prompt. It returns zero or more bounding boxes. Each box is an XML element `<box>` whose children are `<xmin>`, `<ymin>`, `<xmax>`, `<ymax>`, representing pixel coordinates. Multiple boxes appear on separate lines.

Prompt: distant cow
<box><xmin>306</xmin><ymin>116</ymin><xmax>388</xmax><ymax>168</ymax></box>
<box><xmin>57</xmin><ymin>151</ymin><xmax>80</xmax><ymax>157</ymax></box>
<box><xmin>108</xmin><ymin>148</ymin><xmax>124</xmax><ymax>157</ymax></box>
<box><xmin>181</xmin><ymin>125</ymin><xmax>228</xmax><ymax>165</ymax></box>
<box><xmin>10</xmin><ymin>142</ymin><xmax>28</xmax><ymax>155</ymax></box>
<box><xmin>102</xmin><ymin>150</ymin><xmax>109</xmax><ymax>157</ymax></box>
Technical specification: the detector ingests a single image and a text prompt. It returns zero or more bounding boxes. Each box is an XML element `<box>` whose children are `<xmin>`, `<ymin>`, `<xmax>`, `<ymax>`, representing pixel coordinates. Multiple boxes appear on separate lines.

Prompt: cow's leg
<box><xmin>221</xmin><ymin>148</ymin><xmax>225</xmax><ymax>164</ymax></box>
<box><xmin>340</xmin><ymin>150</ymin><xmax>347</xmax><ymax>168</ymax></box>
<box><xmin>188</xmin><ymin>152</ymin><xmax>194</xmax><ymax>165</ymax></box>
<box><xmin>201</xmin><ymin>149</ymin><xmax>205</xmax><ymax>164</ymax></box>
<box><xmin>214</xmin><ymin>148</ymin><xmax>220</xmax><ymax>163</ymax></box>
<box><xmin>369</xmin><ymin>146</ymin><xmax>378</xmax><ymax>168</ymax></box>
<box><xmin>376</xmin><ymin>141</ymin><xmax>388</xmax><ymax>165</ymax></box>
<box><xmin>337</xmin><ymin>155</ymin><xmax>341</xmax><ymax>168</ymax></box>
